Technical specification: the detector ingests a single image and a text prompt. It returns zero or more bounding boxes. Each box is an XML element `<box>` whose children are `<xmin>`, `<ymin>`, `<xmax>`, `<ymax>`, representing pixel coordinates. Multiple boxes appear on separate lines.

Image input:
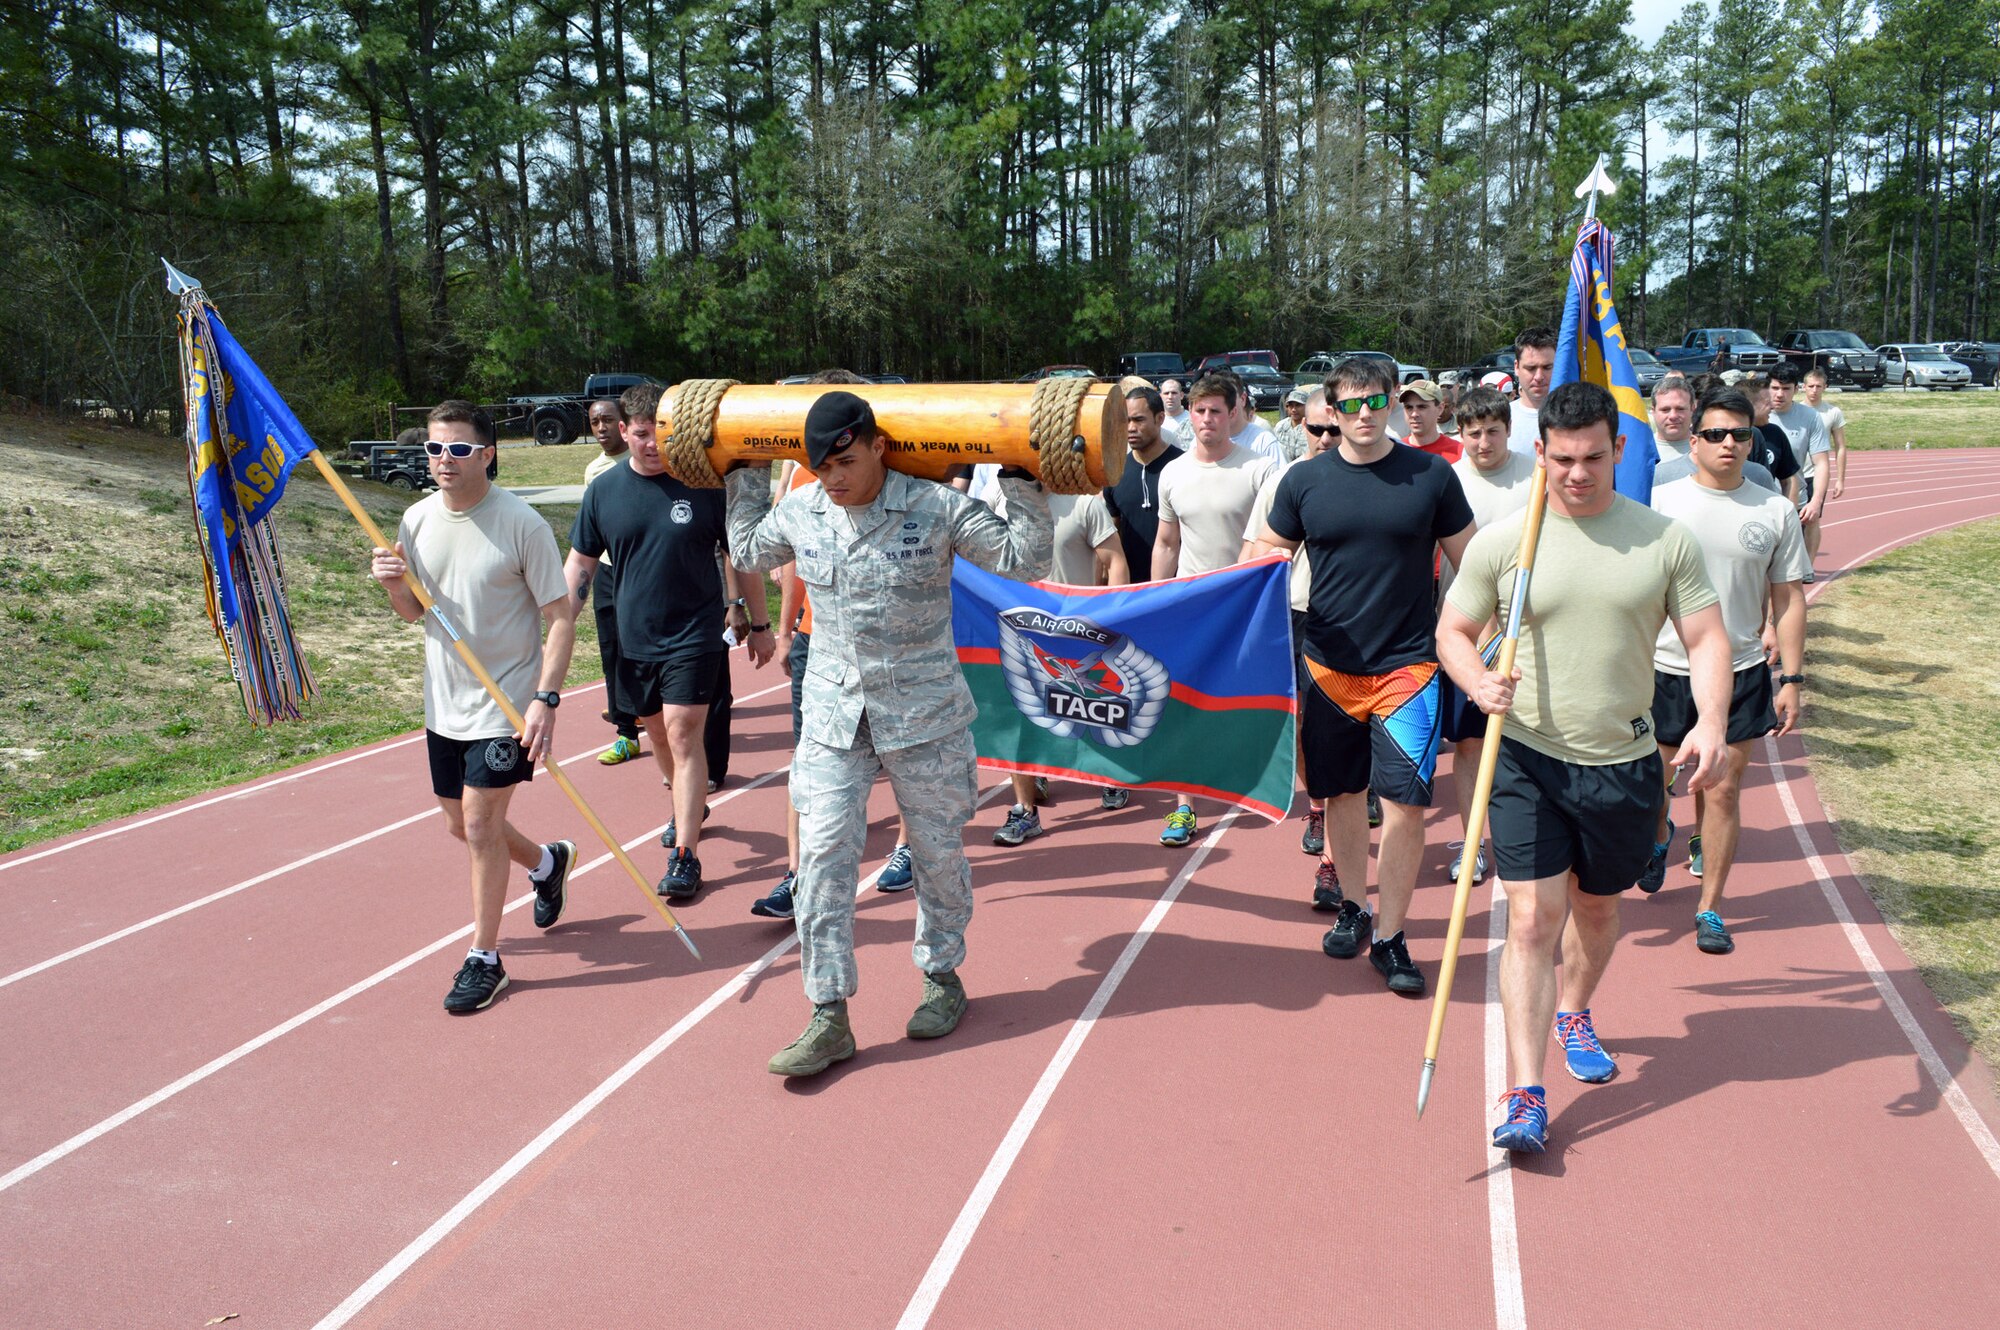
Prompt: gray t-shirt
<box><xmin>1047</xmin><ymin>492</ymin><xmax>1119</xmax><ymax>585</ymax></box>
<box><xmin>1654</xmin><ymin>454</ymin><xmax>1779</xmax><ymax>494</ymax></box>
<box><xmin>398</xmin><ymin>486</ymin><xmax>567</xmax><ymax>739</ymax></box>
<box><xmin>1158</xmin><ymin>444</ymin><xmax>1280</xmax><ymax>575</ymax></box>
<box><xmin>1650</xmin><ymin>476</ymin><xmax>1810</xmax><ymax>675</ymax></box>
<box><xmin>1770</xmin><ymin>401</ymin><xmax>1833</xmax><ymax>484</ymax></box>
<box><xmin>1508</xmin><ymin>401</ymin><xmax>1540</xmax><ymax>456</ymax></box>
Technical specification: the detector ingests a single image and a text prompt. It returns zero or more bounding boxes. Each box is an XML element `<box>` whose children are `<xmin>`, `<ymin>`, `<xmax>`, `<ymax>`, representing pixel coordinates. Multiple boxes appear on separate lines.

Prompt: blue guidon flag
<box><xmin>1552</xmin><ymin>217</ymin><xmax>1659</xmax><ymax>502</ymax></box>
<box><xmin>951</xmin><ymin>555</ymin><xmax>1297</xmax><ymax>820</ymax></box>
<box><xmin>168</xmin><ymin>261</ymin><xmax>318</xmax><ymax>723</ymax></box>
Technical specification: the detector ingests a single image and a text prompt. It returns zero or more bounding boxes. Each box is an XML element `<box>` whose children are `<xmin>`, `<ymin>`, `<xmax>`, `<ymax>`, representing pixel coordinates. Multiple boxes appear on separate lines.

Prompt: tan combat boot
<box><xmin>906</xmin><ymin>970</ymin><xmax>967</xmax><ymax>1039</ymax></box>
<box><xmin>767</xmin><ymin>1001</ymin><xmax>856</xmax><ymax>1077</ymax></box>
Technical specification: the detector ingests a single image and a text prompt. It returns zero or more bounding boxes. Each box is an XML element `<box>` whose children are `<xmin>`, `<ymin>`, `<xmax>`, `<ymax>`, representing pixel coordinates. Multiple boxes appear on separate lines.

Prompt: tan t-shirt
<box><xmin>1651</xmin><ymin>476</ymin><xmax>1810</xmax><ymax>674</ymax></box>
<box><xmin>1445</xmin><ymin>494</ymin><xmax>1717</xmax><ymax>765</ymax></box>
<box><xmin>1047</xmin><ymin>492</ymin><xmax>1118</xmax><ymax>585</ymax></box>
<box><xmin>1246</xmin><ymin>461</ymin><xmax>1312</xmax><ymax>610</ymax></box>
<box><xmin>398</xmin><ymin>486</ymin><xmax>568</xmax><ymax>740</ymax></box>
<box><xmin>582</xmin><ymin>450</ymin><xmax>626</xmax><ymax>565</ymax></box>
<box><xmin>1158</xmin><ymin>444</ymin><xmax>1279</xmax><ymax>576</ymax></box>
<box><xmin>1442</xmin><ymin>450</ymin><xmax>1537</xmax><ymax>600</ymax></box>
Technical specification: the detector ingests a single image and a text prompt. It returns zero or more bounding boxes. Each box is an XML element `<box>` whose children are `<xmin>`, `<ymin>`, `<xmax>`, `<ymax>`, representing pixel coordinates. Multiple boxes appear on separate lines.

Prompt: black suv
<box><xmin>1776</xmin><ymin>330</ymin><xmax>1885</xmax><ymax>389</ymax></box>
<box><xmin>1116</xmin><ymin>352</ymin><xmax>1188</xmax><ymax>385</ymax></box>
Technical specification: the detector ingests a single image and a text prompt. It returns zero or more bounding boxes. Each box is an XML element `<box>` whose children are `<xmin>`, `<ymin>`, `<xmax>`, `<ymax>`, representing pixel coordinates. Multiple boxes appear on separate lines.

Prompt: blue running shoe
<box><xmin>1555</xmin><ymin>1009</ymin><xmax>1617</xmax><ymax>1083</ymax></box>
<box><xmin>1695</xmin><ymin>910</ymin><xmax>1734</xmax><ymax>954</ymax></box>
<box><xmin>1160</xmin><ymin>805</ymin><xmax>1197</xmax><ymax>847</ymax></box>
<box><xmin>992</xmin><ymin>806</ymin><xmax>1044</xmax><ymax>847</ymax></box>
<box><xmin>876</xmin><ymin>843</ymin><xmax>914</xmax><ymax>892</ymax></box>
<box><xmin>1493</xmin><ymin>1086</ymin><xmax>1548</xmax><ymax>1153</ymax></box>
<box><xmin>1637</xmin><ymin>819</ymin><xmax>1674</xmax><ymax>893</ymax></box>
<box><xmin>750</xmin><ymin>870</ymin><xmax>796</xmax><ymax>919</ymax></box>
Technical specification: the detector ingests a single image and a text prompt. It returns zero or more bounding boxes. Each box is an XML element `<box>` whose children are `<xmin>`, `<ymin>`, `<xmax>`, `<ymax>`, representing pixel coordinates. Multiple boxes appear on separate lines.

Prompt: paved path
<box><xmin>5</xmin><ymin>450</ymin><xmax>1999</xmax><ymax>1328</ymax></box>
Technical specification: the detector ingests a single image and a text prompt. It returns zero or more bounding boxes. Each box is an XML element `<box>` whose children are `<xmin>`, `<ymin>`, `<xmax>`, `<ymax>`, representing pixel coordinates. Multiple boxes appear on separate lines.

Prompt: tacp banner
<box><xmin>951</xmin><ymin>555</ymin><xmax>1297</xmax><ymax>821</ymax></box>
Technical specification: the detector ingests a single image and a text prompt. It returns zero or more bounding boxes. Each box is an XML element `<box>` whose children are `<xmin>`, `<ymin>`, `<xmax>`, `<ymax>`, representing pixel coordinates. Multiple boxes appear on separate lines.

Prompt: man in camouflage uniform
<box><xmin>724</xmin><ymin>390</ymin><xmax>1053</xmax><ymax>1076</ymax></box>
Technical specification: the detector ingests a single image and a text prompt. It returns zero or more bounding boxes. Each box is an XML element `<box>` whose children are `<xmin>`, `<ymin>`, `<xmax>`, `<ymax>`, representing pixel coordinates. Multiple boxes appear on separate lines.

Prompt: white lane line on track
<box><xmin>1761</xmin><ymin>735</ymin><xmax>2000</xmax><ymax>1180</ymax></box>
<box><xmin>0</xmin><ymin>765</ymin><xmax>793</xmax><ymax>1197</ymax></box>
<box><xmin>1820</xmin><ymin>489</ymin><xmax>2000</xmax><ymax>533</ymax></box>
<box><xmin>312</xmin><ymin>780</ymin><xmax>1010</xmax><ymax>1330</ymax></box>
<box><xmin>895</xmin><ymin>809</ymin><xmax>1241</xmax><ymax>1330</ymax></box>
<box><xmin>0</xmin><ymin>679</ymin><xmax>798</xmax><ymax>986</ymax></box>
<box><xmin>1483</xmin><ymin>878</ymin><xmax>1528</xmax><ymax>1330</ymax></box>
<box><xmin>0</xmin><ymin>679</ymin><xmax>605</xmax><ymax>875</ymax></box>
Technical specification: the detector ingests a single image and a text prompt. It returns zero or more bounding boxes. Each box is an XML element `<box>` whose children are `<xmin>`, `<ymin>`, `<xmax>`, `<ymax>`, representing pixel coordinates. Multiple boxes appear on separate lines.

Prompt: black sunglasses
<box><xmin>1693</xmin><ymin>426</ymin><xmax>1755</xmax><ymax>443</ymax></box>
<box><xmin>1334</xmin><ymin>393</ymin><xmax>1391</xmax><ymax>415</ymax></box>
<box><xmin>424</xmin><ymin>440</ymin><xmax>486</xmax><ymax>458</ymax></box>
<box><xmin>1304</xmin><ymin>422</ymin><xmax>1339</xmax><ymax>437</ymax></box>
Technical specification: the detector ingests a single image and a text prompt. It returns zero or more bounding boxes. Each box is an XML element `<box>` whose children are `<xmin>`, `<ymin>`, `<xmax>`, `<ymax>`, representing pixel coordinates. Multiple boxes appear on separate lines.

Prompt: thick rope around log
<box><xmin>665</xmin><ymin>377</ymin><xmax>738</xmax><ymax>489</ymax></box>
<box><xmin>1029</xmin><ymin>375</ymin><xmax>1095</xmax><ymax>495</ymax></box>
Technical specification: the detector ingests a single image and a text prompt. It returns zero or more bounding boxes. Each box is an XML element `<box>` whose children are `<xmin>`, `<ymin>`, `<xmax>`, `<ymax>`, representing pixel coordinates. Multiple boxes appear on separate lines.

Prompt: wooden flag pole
<box><xmin>1416</xmin><ymin>466</ymin><xmax>1549</xmax><ymax>1118</ymax></box>
<box><xmin>307</xmin><ymin>450</ymin><xmax>701</xmax><ymax>960</ymax></box>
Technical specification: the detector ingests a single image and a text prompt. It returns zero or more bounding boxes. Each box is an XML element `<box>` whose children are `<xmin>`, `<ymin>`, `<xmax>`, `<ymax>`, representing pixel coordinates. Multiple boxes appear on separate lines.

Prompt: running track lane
<box><xmin>1</xmin><ymin>452</ymin><xmax>1998</xmax><ymax>1326</ymax></box>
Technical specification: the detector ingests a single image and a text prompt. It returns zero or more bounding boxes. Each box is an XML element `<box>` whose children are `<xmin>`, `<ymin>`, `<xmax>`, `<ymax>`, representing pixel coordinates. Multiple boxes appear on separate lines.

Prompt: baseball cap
<box><xmin>804</xmin><ymin>391</ymin><xmax>874</xmax><ymax>469</ymax></box>
<box><xmin>1399</xmin><ymin>379</ymin><xmax>1443</xmax><ymax>403</ymax></box>
<box><xmin>1285</xmin><ymin>387</ymin><xmax>1308</xmax><ymax>406</ymax></box>
<box><xmin>1479</xmin><ymin>371</ymin><xmax>1516</xmax><ymax>394</ymax></box>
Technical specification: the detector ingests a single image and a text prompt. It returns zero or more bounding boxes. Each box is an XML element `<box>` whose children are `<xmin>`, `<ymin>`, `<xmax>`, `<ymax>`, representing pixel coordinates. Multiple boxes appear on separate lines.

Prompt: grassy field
<box><xmin>1804</xmin><ymin>515</ymin><xmax>2000</xmax><ymax>1077</ymax></box>
<box><xmin>494</xmin><ymin>441</ymin><xmax>604</xmax><ymax>487</ymax></box>
<box><xmin>0</xmin><ymin>415</ymin><xmax>597</xmax><ymax>852</ymax></box>
<box><xmin>1817</xmin><ymin>390</ymin><xmax>1999</xmax><ymax>451</ymax></box>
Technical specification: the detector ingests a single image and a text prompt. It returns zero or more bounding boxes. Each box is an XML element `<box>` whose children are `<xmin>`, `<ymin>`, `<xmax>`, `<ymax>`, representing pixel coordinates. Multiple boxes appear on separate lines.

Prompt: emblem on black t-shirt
<box><xmin>669</xmin><ymin>499</ymin><xmax>693</xmax><ymax>524</ymax></box>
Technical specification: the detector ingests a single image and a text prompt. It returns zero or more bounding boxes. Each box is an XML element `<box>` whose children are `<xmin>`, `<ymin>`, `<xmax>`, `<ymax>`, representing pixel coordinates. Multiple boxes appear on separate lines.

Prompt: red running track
<box><xmin>5</xmin><ymin>450</ymin><xmax>2000</xmax><ymax>1328</ymax></box>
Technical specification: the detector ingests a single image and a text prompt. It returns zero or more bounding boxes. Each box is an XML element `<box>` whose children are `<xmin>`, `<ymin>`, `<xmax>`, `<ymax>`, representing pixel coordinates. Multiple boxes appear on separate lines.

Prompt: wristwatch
<box><xmin>1776</xmin><ymin>673</ymin><xmax>1806</xmax><ymax>687</ymax></box>
<box><xmin>533</xmin><ymin>690</ymin><xmax>561</xmax><ymax>708</ymax></box>
<box><xmin>725</xmin><ymin>597</ymin><xmax>749</xmax><ymax>612</ymax></box>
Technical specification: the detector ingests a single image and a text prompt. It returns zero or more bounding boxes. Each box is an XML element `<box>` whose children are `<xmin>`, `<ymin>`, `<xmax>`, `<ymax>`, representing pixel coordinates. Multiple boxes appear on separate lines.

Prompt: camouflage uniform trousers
<box><xmin>790</xmin><ymin>715</ymin><xmax>979</xmax><ymax>1005</ymax></box>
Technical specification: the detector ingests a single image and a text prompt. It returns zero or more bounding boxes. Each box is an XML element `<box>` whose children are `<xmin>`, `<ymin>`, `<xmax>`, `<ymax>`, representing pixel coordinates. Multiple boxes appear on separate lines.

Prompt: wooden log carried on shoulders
<box><xmin>655</xmin><ymin>378</ymin><xmax>1127</xmax><ymax>495</ymax></box>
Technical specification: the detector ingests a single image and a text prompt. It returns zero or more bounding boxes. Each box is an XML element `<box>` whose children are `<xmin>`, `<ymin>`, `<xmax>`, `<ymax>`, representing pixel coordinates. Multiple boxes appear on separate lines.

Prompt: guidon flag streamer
<box><xmin>167</xmin><ymin>261</ymin><xmax>318</xmax><ymax>724</ymax></box>
<box><xmin>951</xmin><ymin>555</ymin><xmax>1296</xmax><ymax>821</ymax></box>
<box><xmin>1551</xmin><ymin>217</ymin><xmax>1659</xmax><ymax>503</ymax></box>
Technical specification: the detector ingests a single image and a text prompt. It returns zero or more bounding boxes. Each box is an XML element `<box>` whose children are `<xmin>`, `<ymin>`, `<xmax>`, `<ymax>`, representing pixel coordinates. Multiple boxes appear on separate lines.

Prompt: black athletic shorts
<box><xmin>617</xmin><ymin>648</ymin><xmax>727</xmax><ymax>716</ymax></box>
<box><xmin>1438</xmin><ymin>671</ymin><xmax>1487</xmax><ymax>744</ymax></box>
<box><xmin>1651</xmin><ymin>665</ymin><xmax>1776</xmax><ymax>747</ymax></box>
<box><xmin>427</xmin><ymin>729</ymin><xmax>535</xmax><ymax>801</ymax></box>
<box><xmin>1290</xmin><ymin>610</ymin><xmax>1311</xmax><ymax>703</ymax></box>
<box><xmin>1487</xmin><ymin>737</ymin><xmax>1663</xmax><ymax>896</ymax></box>
<box><xmin>789</xmin><ymin>630</ymin><xmax>811</xmax><ymax>742</ymax></box>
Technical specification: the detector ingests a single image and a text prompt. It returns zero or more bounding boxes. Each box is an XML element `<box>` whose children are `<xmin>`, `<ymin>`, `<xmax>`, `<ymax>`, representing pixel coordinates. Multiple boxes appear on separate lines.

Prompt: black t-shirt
<box><xmin>1265</xmin><ymin>446</ymin><xmax>1474</xmax><ymax>674</ymax></box>
<box><xmin>570</xmin><ymin>464</ymin><xmax>727</xmax><ymax>659</ymax></box>
<box><xmin>1102</xmin><ymin>442</ymin><xmax>1184</xmax><ymax>581</ymax></box>
<box><xmin>1750</xmin><ymin>423</ymin><xmax>1799</xmax><ymax>483</ymax></box>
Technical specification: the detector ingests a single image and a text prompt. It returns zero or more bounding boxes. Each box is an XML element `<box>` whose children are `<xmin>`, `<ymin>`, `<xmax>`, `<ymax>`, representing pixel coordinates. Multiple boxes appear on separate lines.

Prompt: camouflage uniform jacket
<box><xmin>726</xmin><ymin>467</ymin><xmax>1053</xmax><ymax>751</ymax></box>
<box><xmin>1272</xmin><ymin>418</ymin><xmax>1308</xmax><ymax>464</ymax></box>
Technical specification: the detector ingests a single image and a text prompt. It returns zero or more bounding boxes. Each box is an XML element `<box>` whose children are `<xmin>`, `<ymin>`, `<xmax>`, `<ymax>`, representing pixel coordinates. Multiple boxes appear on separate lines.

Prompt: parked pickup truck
<box><xmin>1775</xmin><ymin>330</ymin><xmax>1884</xmax><ymax>389</ymax></box>
<box><xmin>509</xmin><ymin>372</ymin><xmax>664</xmax><ymax>446</ymax></box>
<box><xmin>1654</xmin><ymin>328</ymin><xmax>1786</xmax><ymax>373</ymax></box>
<box><xmin>1116</xmin><ymin>351</ymin><xmax>1188</xmax><ymax>385</ymax></box>
<box><xmin>341</xmin><ymin>442</ymin><xmax>439</xmax><ymax>491</ymax></box>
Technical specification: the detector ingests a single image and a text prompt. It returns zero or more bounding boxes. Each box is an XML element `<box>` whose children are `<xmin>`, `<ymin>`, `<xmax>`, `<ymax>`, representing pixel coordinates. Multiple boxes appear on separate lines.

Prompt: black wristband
<box><xmin>749</xmin><ymin>622</ymin><xmax>771</xmax><ymax>633</ymax></box>
<box><xmin>1776</xmin><ymin>673</ymin><xmax>1806</xmax><ymax>686</ymax></box>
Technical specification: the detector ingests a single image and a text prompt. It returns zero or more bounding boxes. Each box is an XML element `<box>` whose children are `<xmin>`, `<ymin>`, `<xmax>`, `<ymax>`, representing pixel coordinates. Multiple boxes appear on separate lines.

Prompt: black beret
<box><xmin>804</xmin><ymin>391</ymin><xmax>874</xmax><ymax>470</ymax></box>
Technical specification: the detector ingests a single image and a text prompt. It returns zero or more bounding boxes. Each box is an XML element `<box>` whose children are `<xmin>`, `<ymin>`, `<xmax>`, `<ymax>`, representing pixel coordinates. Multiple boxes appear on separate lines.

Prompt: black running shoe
<box><xmin>1370</xmin><ymin>930</ymin><xmax>1426</xmax><ymax>996</ymax></box>
<box><xmin>1100</xmin><ymin>786</ymin><xmax>1130</xmax><ymax>811</ymax></box>
<box><xmin>531</xmin><ymin>839</ymin><xmax>575</xmax><ymax>930</ymax></box>
<box><xmin>1637</xmin><ymin>818</ymin><xmax>1674</xmax><ymax>894</ymax></box>
<box><xmin>750</xmin><ymin>870</ymin><xmax>796</xmax><ymax>919</ymax></box>
<box><xmin>1301</xmin><ymin>807</ymin><xmax>1325</xmax><ymax>856</ymax></box>
<box><xmin>660</xmin><ymin>805</ymin><xmax>712</xmax><ymax>849</ymax></box>
<box><xmin>1311</xmin><ymin>860</ymin><xmax>1342</xmax><ymax>912</ymax></box>
<box><xmin>660</xmin><ymin>848</ymin><xmax>703</xmax><ymax>900</ymax></box>
<box><xmin>443</xmin><ymin>954</ymin><xmax>508</xmax><ymax>1014</ymax></box>
<box><xmin>1322</xmin><ymin>900</ymin><xmax>1371</xmax><ymax>959</ymax></box>
<box><xmin>1367</xmin><ymin>791</ymin><xmax>1382</xmax><ymax>828</ymax></box>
